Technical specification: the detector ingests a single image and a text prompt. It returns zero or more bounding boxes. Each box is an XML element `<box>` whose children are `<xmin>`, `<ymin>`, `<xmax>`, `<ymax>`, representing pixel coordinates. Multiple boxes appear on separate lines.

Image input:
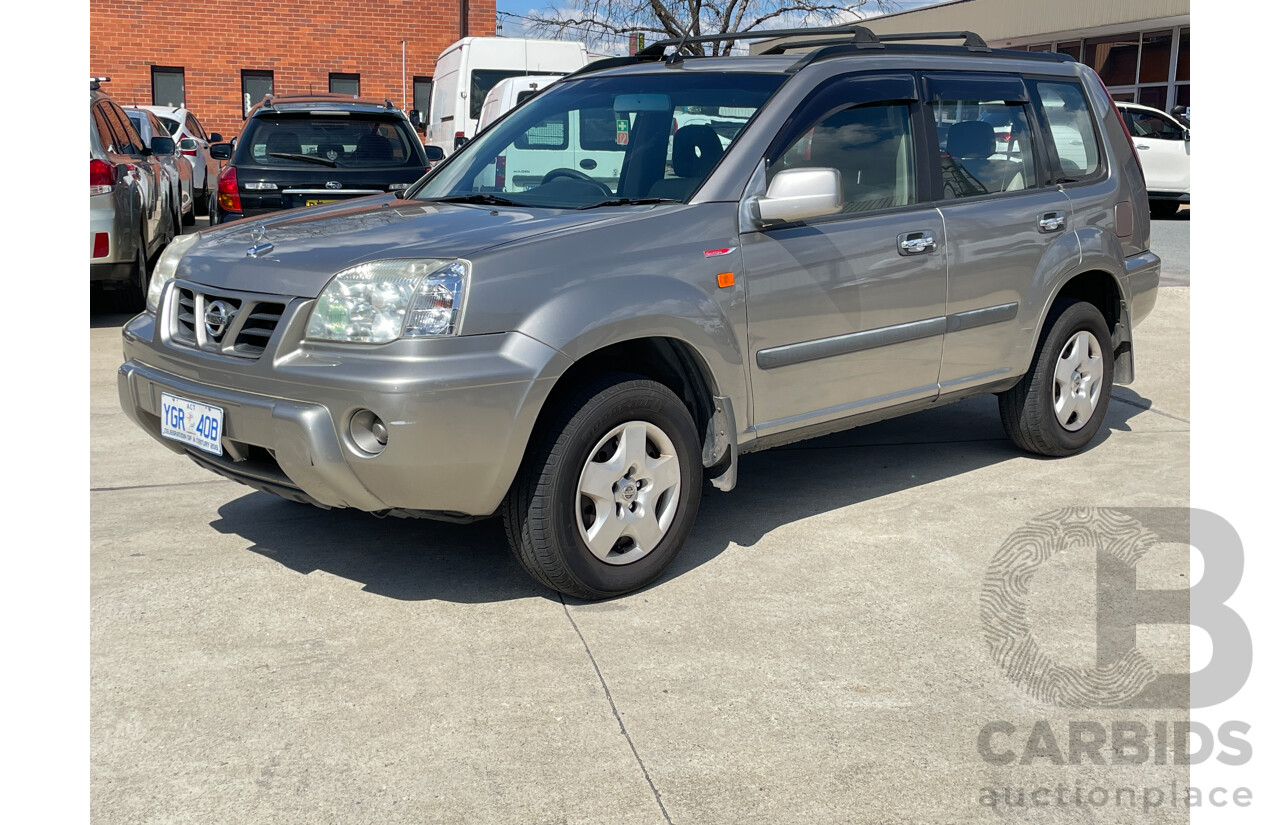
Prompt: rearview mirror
<box><xmin>210</xmin><ymin>143</ymin><xmax>233</xmax><ymax>160</ymax></box>
<box><xmin>424</xmin><ymin>145</ymin><xmax>445</xmax><ymax>162</ymax></box>
<box><xmin>754</xmin><ymin>168</ymin><xmax>843</xmax><ymax>225</ymax></box>
<box><xmin>150</xmin><ymin>136</ymin><xmax>175</xmax><ymax>156</ymax></box>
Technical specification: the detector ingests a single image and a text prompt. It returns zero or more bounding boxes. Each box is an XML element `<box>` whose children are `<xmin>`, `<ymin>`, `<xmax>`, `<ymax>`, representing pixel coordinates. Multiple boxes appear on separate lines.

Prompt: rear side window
<box><xmin>579</xmin><ymin>107</ymin><xmax>621</xmax><ymax>151</ymax></box>
<box><xmin>933</xmin><ymin>98</ymin><xmax>1034</xmax><ymax>198</ymax></box>
<box><xmin>241</xmin><ymin>114</ymin><xmax>425</xmax><ymax>168</ymax></box>
<box><xmin>1033</xmin><ymin>81</ymin><xmax>1102</xmax><ymax>182</ymax></box>
<box><xmin>771</xmin><ymin>102</ymin><xmax>917</xmax><ymax>214</ymax></box>
<box><xmin>1122</xmin><ymin>108</ymin><xmax>1183</xmax><ymax>140</ymax></box>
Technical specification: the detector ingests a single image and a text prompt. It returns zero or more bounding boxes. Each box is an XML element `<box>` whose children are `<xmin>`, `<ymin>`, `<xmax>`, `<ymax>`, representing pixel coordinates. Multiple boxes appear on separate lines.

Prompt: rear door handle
<box><xmin>897</xmin><ymin>230</ymin><xmax>937</xmax><ymax>255</ymax></box>
<box><xmin>1038</xmin><ymin>212</ymin><xmax>1066</xmax><ymax>233</ymax></box>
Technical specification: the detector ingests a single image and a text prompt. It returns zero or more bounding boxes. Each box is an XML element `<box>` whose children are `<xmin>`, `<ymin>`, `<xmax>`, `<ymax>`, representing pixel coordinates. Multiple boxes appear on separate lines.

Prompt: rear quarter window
<box><xmin>1033</xmin><ymin>80</ymin><xmax>1103</xmax><ymax>182</ymax></box>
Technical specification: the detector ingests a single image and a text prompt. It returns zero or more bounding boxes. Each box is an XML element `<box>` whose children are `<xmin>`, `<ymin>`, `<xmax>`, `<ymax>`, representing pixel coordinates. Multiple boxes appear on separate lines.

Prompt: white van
<box><xmin>425</xmin><ymin>37</ymin><xmax>588</xmax><ymax>158</ymax></box>
<box><xmin>473</xmin><ymin>102</ymin><xmax>628</xmax><ymax>194</ymax></box>
<box><xmin>477</xmin><ymin>75</ymin><xmax>563</xmax><ymax>132</ymax></box>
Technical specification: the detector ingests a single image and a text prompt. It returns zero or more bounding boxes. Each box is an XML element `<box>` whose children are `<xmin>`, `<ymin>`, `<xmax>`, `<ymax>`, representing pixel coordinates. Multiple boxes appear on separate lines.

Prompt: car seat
<box><xmin>647</xmin><ymin>124</ymin><xmax>723</xmax><ymax>201</ymax></box>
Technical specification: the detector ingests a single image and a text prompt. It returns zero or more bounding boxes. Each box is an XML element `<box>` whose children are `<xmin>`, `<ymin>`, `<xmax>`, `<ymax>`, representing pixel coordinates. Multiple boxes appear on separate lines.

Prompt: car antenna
<box><xmin>666</xmin><ymin>23</ymin><xmax>695</xmax><ymax>66</ymax></box>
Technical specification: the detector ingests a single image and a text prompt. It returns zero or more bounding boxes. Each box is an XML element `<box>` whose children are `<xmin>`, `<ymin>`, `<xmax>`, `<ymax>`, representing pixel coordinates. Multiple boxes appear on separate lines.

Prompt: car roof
<box><xmin>251</xmin><ymin>94</ymin><xmax>406</xmax><ymax>116</ymax></box>
<box><xmin>136</xmin><ymin>104</ymin><xmax>185</xmax><ymax>117</ymax></box>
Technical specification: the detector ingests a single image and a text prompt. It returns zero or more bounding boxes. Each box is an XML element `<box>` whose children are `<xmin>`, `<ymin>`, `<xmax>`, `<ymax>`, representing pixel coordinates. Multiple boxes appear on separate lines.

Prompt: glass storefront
<box><xmin>1010</xmin><ymin>25</ymin><xmax>1189</xmax><ymax>114</ymax></box>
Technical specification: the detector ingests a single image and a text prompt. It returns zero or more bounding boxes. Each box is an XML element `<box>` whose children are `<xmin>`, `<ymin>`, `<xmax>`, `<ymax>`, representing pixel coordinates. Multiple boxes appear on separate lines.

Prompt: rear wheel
<box><xmin>998</xmin><ymin>300</ymin><xmax>1113</xmax><ymax>456</ymax></box>
<box><xmin>108</xmin><ymin>230</ymin><xmax>148</xmax><ymax>314</ymax></box>
<box><xmin>502</xmin><ymin>375</ymin><xmax>703</xmax><ymax>599</ymax></box>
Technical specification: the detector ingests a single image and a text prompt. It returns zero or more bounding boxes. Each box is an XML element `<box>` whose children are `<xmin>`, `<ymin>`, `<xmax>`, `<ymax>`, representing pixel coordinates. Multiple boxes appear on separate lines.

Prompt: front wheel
<box><xmin>502</xmin><ymin>375</ymin><xmax>703</xmax><ymax>599</ymax></box>
<box><xmin>998</xmin><ymin>300</ymin><xmax>1114</xmax><ymax>456</ymax></box>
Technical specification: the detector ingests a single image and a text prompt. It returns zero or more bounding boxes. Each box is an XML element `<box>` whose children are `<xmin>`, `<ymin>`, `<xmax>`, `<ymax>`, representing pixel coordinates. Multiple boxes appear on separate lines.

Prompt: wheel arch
<box><xmin>1035</xmin><ymin>266</ymin><xmax>1134</xmax><ymax>384</ymax></box>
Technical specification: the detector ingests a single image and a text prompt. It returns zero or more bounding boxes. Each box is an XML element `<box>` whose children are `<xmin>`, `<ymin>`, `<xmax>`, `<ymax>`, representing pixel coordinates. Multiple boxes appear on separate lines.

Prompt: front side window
<box><xmin>240</xmin><ymin>114</ymin><xmax>425</xmax><ymax>168</ymax></box>
<box><xmin>1034</xmin><ymin>81</ymin><xmax>1102</xmax><ymax>182</ymax></box>
<box><xmin>934</xmin><ymin>99</ymin><xmax>1034</xmax><ymax>198</ymax></box>
<box><xmin>419</xmin><ymin>72</ymin><xmax>782</xmax><ymax>208</ymax></box>
<box><xmin>770</xmin><ymin>102</ymin><xmax>917</xmax><ymax>214</ymax></box>
<box><xmin>1123</xmin><ymin>108</ymin><xmax>1184</xmax><ymax>140</ymax></box>
<box><xmin>151</xmin><ymin>66</ymin><xmax>184</xmax><ymax>107</ymax></box>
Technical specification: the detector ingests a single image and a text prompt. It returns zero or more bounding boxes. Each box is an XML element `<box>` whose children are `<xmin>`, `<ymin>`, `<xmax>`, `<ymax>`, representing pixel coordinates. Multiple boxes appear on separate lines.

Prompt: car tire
<box><xmin>109</xmin><ymin>228</ymin><xmax>148</xmax><ymax>314</ymax></box>
<box><xmin>998</xmin><ymin>300</ymin><xmax>1114</xmax><ymax>457</ymax></box>
<box><xmin>502</xmin><ymin>375</ymin><xmax>703</xmax><ymax>600</ymax></box>
<box><xmin>195</xmin><ymin>185</ymin><xmax>208</xmax><ymax>216</ymax></box>
<box><xmin>1149</xmin><ymin>200</ymin><xmax>1181</xmax><ymax>219</ymax></box>
<box><xmin>182</xmin><ymin>194</ymin><xmax>195</xmax><ymax>226</ymax></box>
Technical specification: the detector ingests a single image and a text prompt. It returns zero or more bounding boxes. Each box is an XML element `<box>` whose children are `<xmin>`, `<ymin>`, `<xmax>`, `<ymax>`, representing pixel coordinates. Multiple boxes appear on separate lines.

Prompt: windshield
<box><xmin>238</xmin><ymin>113</ymin><xmax>426</xmax><ymax>168</ymax></box>
<box><xmin>416</xmin><ymin>72</ymin><xmax>783</xmax><ymax>208</ymax></box>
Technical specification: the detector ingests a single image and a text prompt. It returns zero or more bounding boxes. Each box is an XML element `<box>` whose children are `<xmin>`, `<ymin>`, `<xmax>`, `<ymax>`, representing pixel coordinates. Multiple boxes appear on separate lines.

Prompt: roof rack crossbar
<box><xmin>637</xmin><ymin>23</ymin><xmax>879</xmax><ymax>59</ymax></box>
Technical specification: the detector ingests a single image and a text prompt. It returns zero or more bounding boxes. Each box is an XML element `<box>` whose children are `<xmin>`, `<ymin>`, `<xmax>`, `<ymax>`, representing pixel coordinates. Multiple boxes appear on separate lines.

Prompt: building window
<box><xmin>413</xmin><ymin>76</ymin><xmax>433</xmax><ymax>124</ymax></box>
<box><xmin>1085</xmin><ymin>35</ymin><xmax>1140</xmax><ymax>87</ymax></box>
<box><xmin>330</xmin><ymin>73</ymin><xmax>360</xmax><ymax>97</ymax></box>
<box><xmin>241</xmin><ymin>70</ymin><xmax>274</xmax><ymax>117</ymax></box>
<box><xmin>151</xmin><ymin>66</ymin><xmax>185</xmax><ymax>107</ymax></box>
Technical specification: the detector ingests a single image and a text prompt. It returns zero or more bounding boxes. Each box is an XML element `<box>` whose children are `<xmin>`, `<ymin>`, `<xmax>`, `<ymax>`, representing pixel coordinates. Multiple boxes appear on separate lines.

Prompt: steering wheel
<box><xmin>541</xmin><ymin>167</ymin><xmax>612</xmax><ymax>195</ymax></box>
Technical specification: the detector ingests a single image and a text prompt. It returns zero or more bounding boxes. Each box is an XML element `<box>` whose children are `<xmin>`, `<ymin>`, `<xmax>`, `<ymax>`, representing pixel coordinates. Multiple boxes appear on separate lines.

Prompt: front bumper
<box><xmin>119</xmin><ymin>302</ymin><xmax>571</xmax><ymax>518</ymax></box>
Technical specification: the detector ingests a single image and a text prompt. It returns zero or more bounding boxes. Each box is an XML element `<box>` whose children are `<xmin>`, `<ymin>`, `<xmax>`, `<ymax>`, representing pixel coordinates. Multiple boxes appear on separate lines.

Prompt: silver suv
<box><xmin>119</xmin><ymin>27</ymin><xmax>1160</xmax><ymax>598</ymax></box>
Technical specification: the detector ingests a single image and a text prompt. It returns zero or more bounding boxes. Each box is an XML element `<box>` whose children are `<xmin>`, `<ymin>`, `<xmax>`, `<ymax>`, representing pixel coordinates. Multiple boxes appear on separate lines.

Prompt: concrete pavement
<box><xmin>91</xmin><ymin>259</ymin><xmax>1191</xmax><ymax>822</ymax></box>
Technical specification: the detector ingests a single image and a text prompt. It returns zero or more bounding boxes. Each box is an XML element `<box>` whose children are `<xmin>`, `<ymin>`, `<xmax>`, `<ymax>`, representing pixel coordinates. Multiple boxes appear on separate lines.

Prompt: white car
<box><xmin>124</xmin><ymin>106</ymin><xmax>194</xmax><ymax>226</ymax></box>
<box><xmin>134</xmin><ymin>105</ymin><xmax>224</xmax><ymax>215</ymax></box>
<box><xmin>1116</xmin><ymin>101</ymin><xmax>1190</xmax><ymax>218</ymax></box>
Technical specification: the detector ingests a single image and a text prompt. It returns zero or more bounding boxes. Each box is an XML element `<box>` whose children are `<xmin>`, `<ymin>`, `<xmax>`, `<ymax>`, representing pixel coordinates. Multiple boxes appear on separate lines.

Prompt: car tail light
<box><xmin>454</xmin><ymin>131</ymin><xmax>467</xmax><ymax>150</ymax></box>
<box><xmin>181</xmin><ymin>148</ymin><xmax>198</xmax><ymax>157</ymax></box>
<box><xmin>496</xmin><ymin>155</ymin><xmax>506</xmax><ymax>190</ymax></box>
<box><xmin>90</xmin><ymin>158</ymin><xmax>116</xmax><ymax>195</ymax></box>
<box><xmin>217</xmin><ymin>166</ymin><xmax>242</xmax><ymax>213</ymax></box>
<box><xmin>93</xmin><ymin>232</ymin><xmax>109</xmax><ymax>258</ymax></box>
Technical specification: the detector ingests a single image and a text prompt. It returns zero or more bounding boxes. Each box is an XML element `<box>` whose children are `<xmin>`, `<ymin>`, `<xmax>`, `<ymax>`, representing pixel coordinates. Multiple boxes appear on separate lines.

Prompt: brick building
<box><xmin>89</xmin><ymin>0</ymin><xmax>496</xmax><ymax>138</ymax></box>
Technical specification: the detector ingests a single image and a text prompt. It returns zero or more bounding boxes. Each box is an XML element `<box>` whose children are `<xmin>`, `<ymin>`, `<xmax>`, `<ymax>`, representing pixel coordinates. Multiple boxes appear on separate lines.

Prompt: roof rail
<box><xmin>384</xmin><ymin>98</ymin><xmax>396</xmax><ymax>110</ymax></box>
<box><xmin>760</xmin><ymin>29</ymin><xmax>989</xmax><ymax>55</ymax></box>
<box><xmin>260</xmin><ymin>94</ymin><xmax>274</xmax><ymax>110</ymax></box>
<box><xmin>90</xmin><ymin>76</ymin><xmax>110</xmax><ymax>91</ymax></box>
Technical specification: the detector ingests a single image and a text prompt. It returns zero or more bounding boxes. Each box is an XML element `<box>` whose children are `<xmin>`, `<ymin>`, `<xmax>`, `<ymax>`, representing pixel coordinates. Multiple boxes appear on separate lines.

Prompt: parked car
<box><xmin>207</xmin><ymin>94</ymin><xmax>438</xmax><ymax>224</ymax></box>
<box><xmin>1116</xmin><ymin>101</ymin><xmax>1190</xmax><ymax>218</ymax></box>
<box><xmin>476</xmin><ymin>74</ymin><xmax>562</xmax><ymax>131</ymax></box>
<box><xmin>120</xmin><ymin>27</ymin><xmax>1160</xmax><ymax>599</ymax></box>
<box><xmin>125</xmin><ymin>106</ymin><xmax>195</xmax><ymax>226</ymax></box>
<box><xmin>422</xmin><ymin>37</ymin><xmax>588</xmax><ymax>157</ymax></box>
<box><xmin>90</xmin><ymin>77</ymin><xmax>179</xmax><ymax>311</ymax></box>
<box><xmin>135</xmin><ymin>104</ymin><xmax>224</xmax><ymax>215</ymax></box>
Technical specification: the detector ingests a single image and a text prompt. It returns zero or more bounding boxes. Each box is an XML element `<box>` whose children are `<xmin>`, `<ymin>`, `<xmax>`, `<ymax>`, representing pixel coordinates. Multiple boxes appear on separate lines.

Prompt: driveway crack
<box><xmin>560</xmin><ymin>594</ymin><xmax>673</xmax><ymax>824</ymax></box>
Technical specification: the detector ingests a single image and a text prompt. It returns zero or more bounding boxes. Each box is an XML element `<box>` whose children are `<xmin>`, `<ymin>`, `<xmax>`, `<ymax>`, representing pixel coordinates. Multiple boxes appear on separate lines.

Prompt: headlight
<box><xmin>146</xmin><ymin>231</ymin><xmax>201</xmax><ymax>312</ymax></box>
<box><xmin>306</xmin><ymin>259</ymin><xmax>470</xmax><ymax>344</ymax></box>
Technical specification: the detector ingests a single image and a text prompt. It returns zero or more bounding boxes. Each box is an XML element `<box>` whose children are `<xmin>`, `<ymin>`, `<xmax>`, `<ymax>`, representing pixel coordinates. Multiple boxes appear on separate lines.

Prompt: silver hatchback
<box><xmin>119</xmin><ymin>27</ymin><xmax>1160</xmax><ymax>598</ymax></box>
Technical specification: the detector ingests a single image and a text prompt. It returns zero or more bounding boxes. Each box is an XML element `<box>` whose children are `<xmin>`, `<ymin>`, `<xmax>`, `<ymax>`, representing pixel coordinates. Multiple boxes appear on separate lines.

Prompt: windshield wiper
<box><xmin>577</xmin><ymin>197</ymin><xmax>678</xmax><ymax>210</ymax></box>
<box><xmin>431</xmin><ymin>193</ymin><xmax>524</xmax><ymax>207</ymax></box>
<box><xmin>267</xmin><ymin>152</ymin><xmax>337</xmax><ymax>167</ymax></box>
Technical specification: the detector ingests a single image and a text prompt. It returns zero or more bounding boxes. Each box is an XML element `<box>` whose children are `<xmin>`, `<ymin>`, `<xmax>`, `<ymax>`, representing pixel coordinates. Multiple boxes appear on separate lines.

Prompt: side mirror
<box><xmin>423</xmin><ymin>145</ymin><xmax>445</xmax><ymax>162</ymax></box>
<box><xmin>1183</xmin><ymin>129</ymin><xmax>1191</xmax><ymax>142</ymax></box>
<box><xmin>754</xmin><ymin>168</ymin><xmax>843</xmax><ymax>225</ymax></box>
<box><xmin>453</xmin><ymin>135</ymin><xmax>469</xmax><ymax>151</ymax></box>
<box><xmin>409</xmin><ymin>109</ymin><xmax>422</xmax><ymax>127</ymax></box>
<box><xmin>209</xmin><ymin>132</ymin><xmax>224</xmax><ymax>143</ymax></box>
<box><xmin>150</xmin><ymin>136</ymin><xmax>176</xmax><ymax>156</ymax></box>
<box><xmin>210</xmin><ymin>142</ymin><xmax>234</xmax><ymax>160</ymax></box>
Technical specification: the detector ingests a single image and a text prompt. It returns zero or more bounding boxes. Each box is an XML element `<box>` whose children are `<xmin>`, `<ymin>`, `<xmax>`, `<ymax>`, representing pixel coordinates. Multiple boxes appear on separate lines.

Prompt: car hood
<box><xmin>178</xmin><ymin>195</ymin><xmax>618</xmax><ymax>298</ymax></box>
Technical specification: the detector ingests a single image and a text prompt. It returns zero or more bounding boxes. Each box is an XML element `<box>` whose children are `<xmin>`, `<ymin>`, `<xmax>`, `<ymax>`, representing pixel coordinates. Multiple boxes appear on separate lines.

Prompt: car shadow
<box><xmin>215</xmin><ymin>390</ymin><xmax>1158</xmax><ymax>604</ymax></box>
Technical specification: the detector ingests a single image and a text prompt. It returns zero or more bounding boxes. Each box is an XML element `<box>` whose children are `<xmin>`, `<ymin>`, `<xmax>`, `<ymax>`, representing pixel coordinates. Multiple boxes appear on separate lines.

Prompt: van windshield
<box><xmin>416</xmin><ymin>72</ymin><xmax>783</xmax><ymax>208</ymax></box>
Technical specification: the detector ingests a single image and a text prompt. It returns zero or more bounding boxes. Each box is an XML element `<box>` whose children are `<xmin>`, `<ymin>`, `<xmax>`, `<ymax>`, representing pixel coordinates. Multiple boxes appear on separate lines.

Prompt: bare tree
<box><xmin>524</xmin><ymin>1</ymin><xmax>898</xmax><ymax>56</ymax></box>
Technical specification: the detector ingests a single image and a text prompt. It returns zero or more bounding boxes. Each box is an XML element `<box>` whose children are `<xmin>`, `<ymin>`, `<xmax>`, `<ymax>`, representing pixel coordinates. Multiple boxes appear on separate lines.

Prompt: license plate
<box><xmin>305</xmin><ymin>198</ymin><xmax>338</xmax><ymax>206</ymax></box>
<box><xmin>160</xmin><ymin>392</ymin><xmax>224</xmax><ymax>456</ymax></box>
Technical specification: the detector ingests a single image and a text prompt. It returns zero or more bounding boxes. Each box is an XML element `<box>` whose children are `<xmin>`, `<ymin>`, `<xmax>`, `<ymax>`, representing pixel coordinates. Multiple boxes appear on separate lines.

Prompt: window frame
<box><xmin>412</xmin><ymin>75</ymin><xmax>433</xmax><ymax>124</ymax></box>
<box><xmin>1026</xmin><ymin>75</ymin><xmax>1110</xmax><ymax>189</ymax></box>
<box><xmin>329</xmin><ymin>72</ymin><xmax>360</xmax><ymax>97</ymax></box>
<box><xmin>241</xmin><ymin>69</ymin><xmax>275</xmax><ymax>118</ymax></box>
<box><xmin>151</xmin><ymin>66</ymin><xmax>185</xmax><ymax>108</ymax></box>
<box><xmin>920</xmin><ymin>71</ymin><xmax>1050</xmax><ymax>203</ymax></box>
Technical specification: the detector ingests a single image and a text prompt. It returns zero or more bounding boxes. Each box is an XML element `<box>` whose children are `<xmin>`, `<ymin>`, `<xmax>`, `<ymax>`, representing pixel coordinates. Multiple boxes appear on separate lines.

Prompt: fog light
<box><xmin>349</xmin><ymin>409</ymin><xmax>388</xmax><ymax>455</ymax></box>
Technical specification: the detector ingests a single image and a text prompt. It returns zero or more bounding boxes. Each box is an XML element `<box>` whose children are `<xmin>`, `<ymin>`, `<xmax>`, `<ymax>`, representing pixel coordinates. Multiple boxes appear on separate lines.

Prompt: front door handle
<box><xmin>1135</xmin><ymin>144</ymin><xmax>1151</xmax><ymax>150</ymax></box>
<box><xmin>1038</xmin><ymin>212</ymin><xmax>1066</xmax><ymax>233</ymax></box>
<box><xmin>897</xmin><ymin>230</ymin><xmax>937</xmax><ymax>255</ymax></box>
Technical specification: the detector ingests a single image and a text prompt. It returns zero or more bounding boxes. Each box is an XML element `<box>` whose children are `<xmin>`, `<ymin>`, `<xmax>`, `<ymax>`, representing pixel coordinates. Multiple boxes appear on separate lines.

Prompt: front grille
<box><xmin>168</xmin><ymin>285</ymin><xmax>288</xmax><ymax>359</ymax></box>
